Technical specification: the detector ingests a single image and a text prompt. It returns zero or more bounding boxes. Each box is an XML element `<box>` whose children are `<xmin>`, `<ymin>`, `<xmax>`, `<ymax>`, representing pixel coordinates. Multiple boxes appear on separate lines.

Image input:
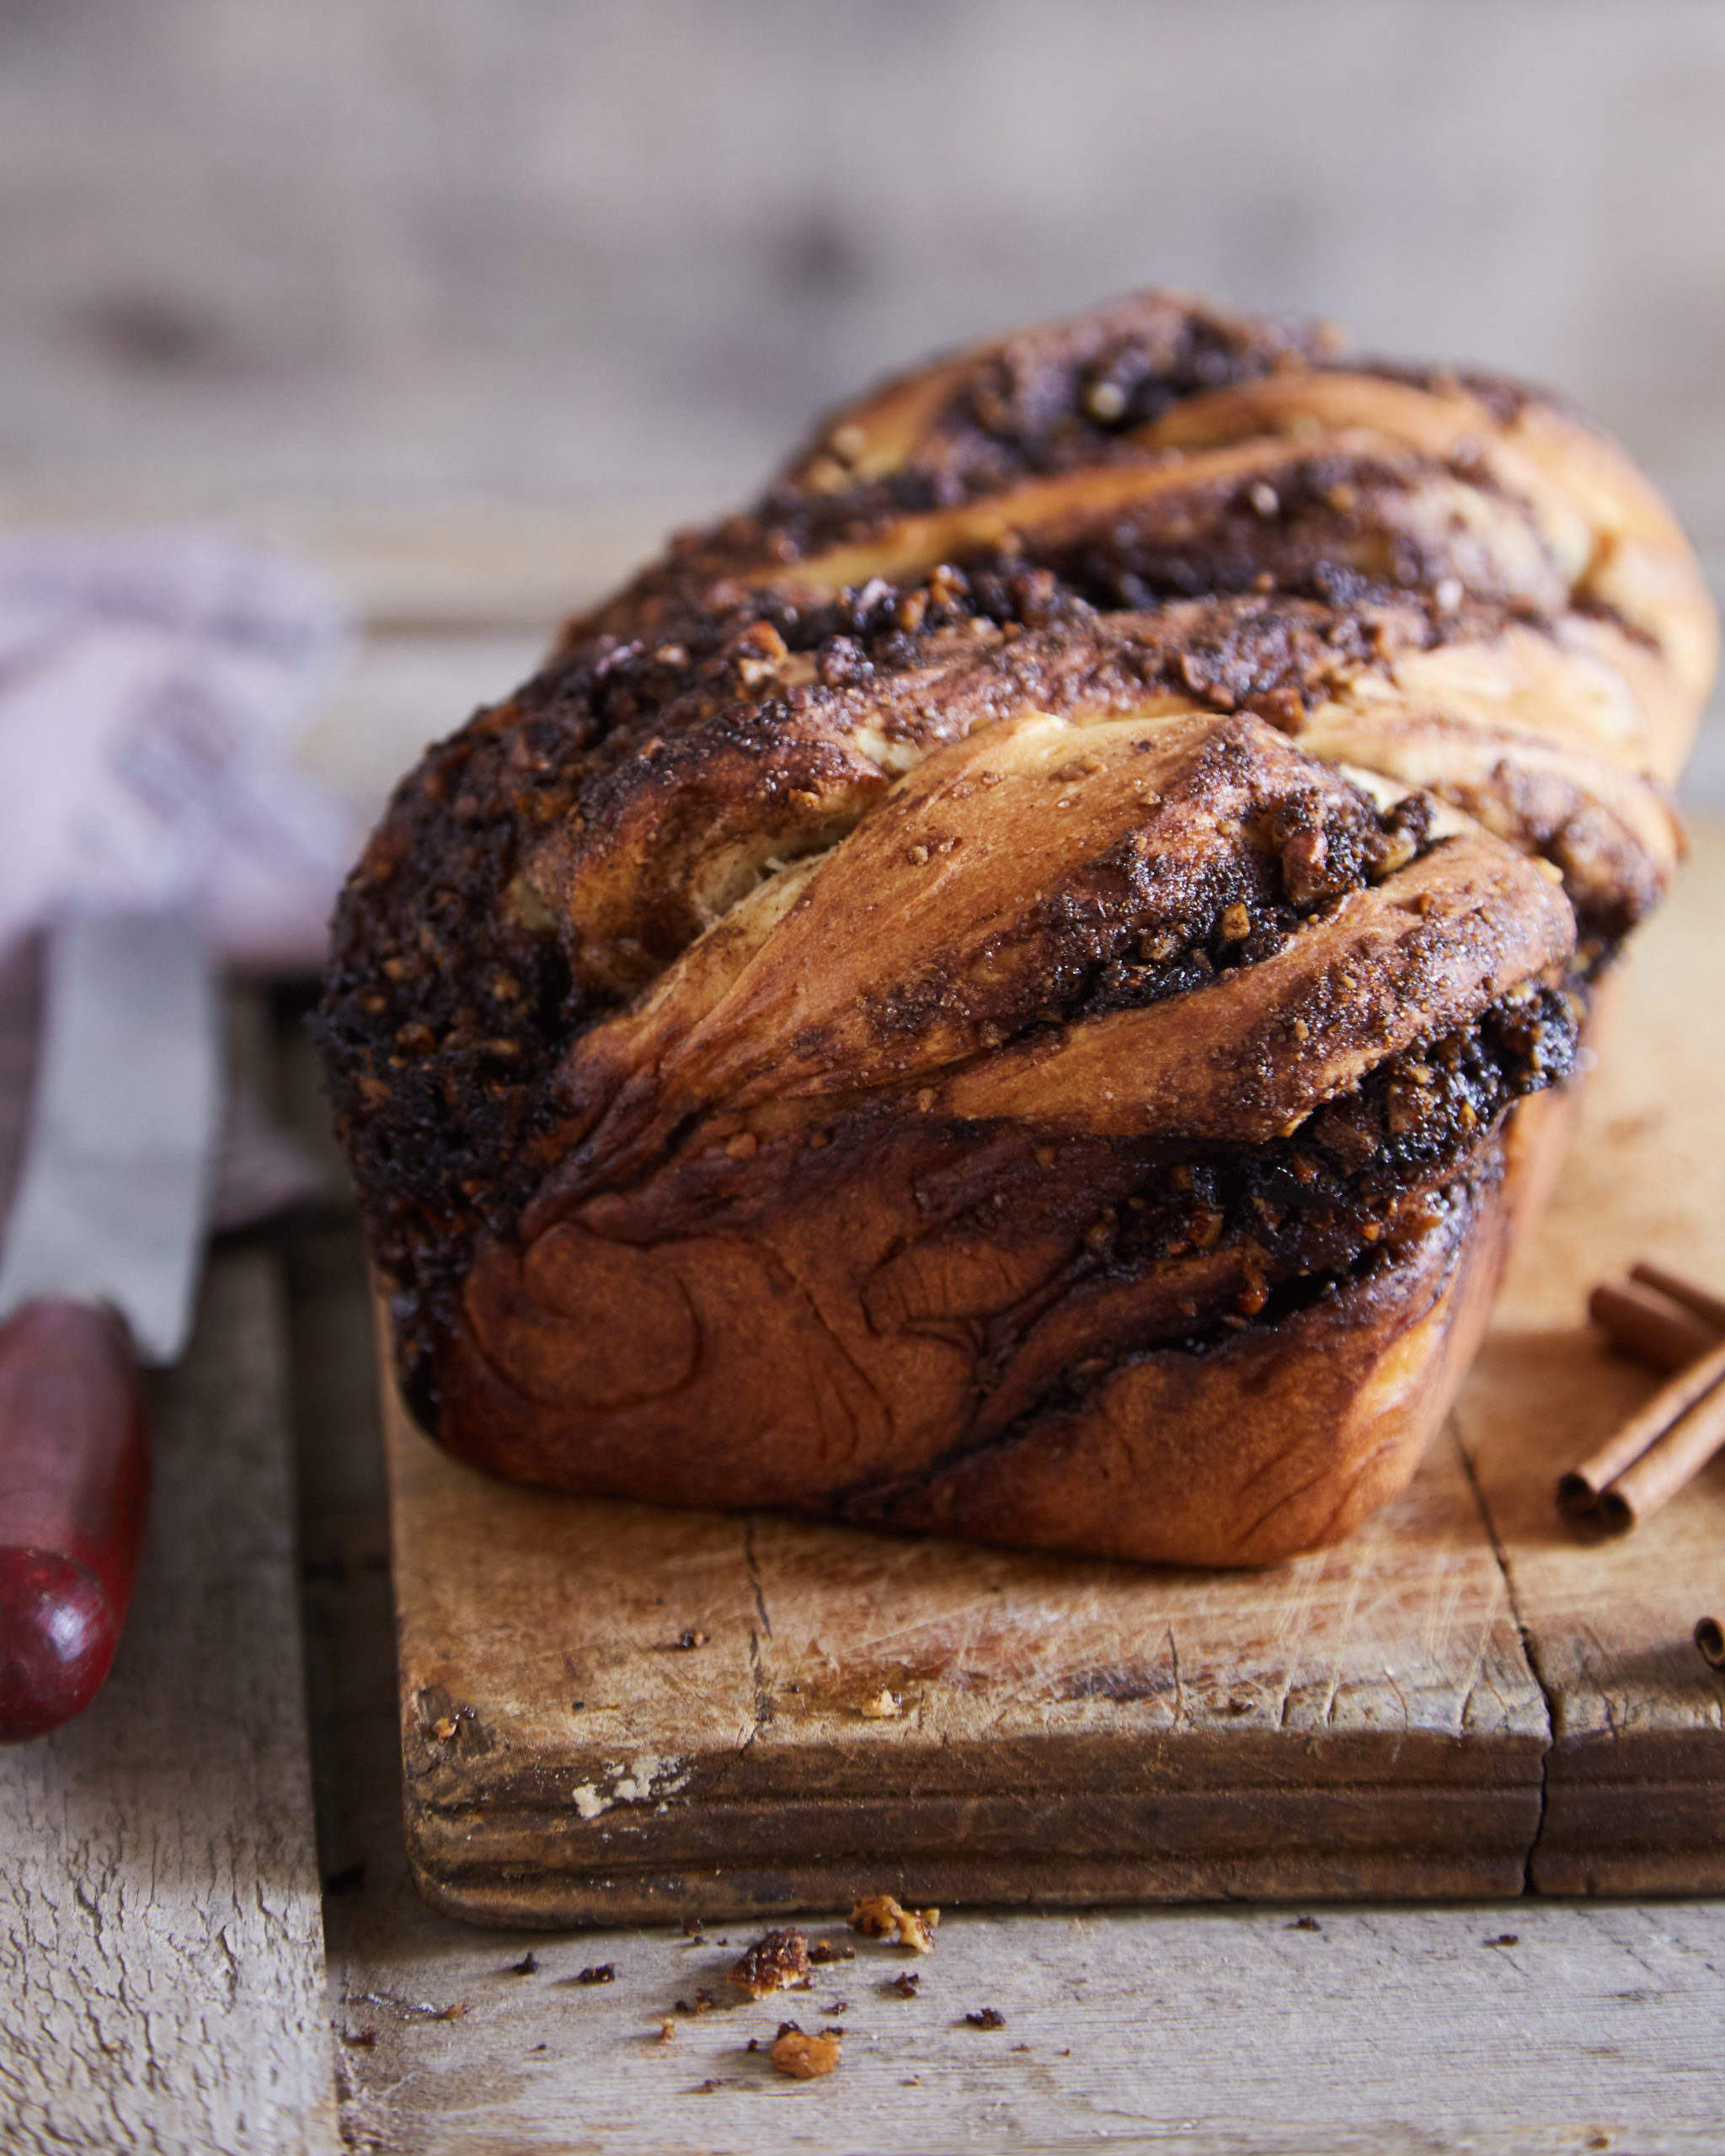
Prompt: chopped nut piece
<box><xmin>771</xmin><ymin>2024</ymin><xmax>843</xmax><ymax>2079</ymax></box>
<box><xmin>857</xmin><ymin>1688</ymin><xmax>902</xmax><ymax>1719</ymax></box>
<box><xmin>1220</xmin><ymin>901</ymin><xmax>1252</xmax><ymax>942</ymax></box>
<box><xmin>848</xmin><ymin>1894</ymin><xmax>940</xmax><ymax>1953</ymax></box>
<box><xmin>728</xmin><ymin>1928</ymin><xmax>810</xmax><ymax>1999</ymax></box>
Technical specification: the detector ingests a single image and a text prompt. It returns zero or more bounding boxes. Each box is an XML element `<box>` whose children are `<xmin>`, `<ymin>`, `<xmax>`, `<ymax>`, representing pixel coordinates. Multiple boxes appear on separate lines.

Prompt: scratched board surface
<box><xmin>387</xmin><ymin>825</ymin><xmax>1725</xmax><ymax>1925</ymax></box>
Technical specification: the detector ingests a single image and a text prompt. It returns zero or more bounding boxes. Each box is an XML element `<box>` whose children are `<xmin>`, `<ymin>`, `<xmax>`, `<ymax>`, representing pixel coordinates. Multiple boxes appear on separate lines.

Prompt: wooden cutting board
<box><xmin>385</xmin><ymin>823</ymin><xmax>1725</xmax><ymax>1928</ymax></box>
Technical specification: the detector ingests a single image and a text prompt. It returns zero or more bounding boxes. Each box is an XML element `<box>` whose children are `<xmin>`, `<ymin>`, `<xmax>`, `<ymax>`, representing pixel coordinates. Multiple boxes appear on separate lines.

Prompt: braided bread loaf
<box><xmin>318</xmin><ymin>293</ymin><xmax>1717</xmax><ymax>1566</ymax></box>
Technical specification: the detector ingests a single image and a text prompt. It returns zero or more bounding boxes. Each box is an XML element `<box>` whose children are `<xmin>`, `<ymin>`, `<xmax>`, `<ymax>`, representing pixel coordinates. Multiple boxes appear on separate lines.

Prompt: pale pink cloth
<box><xmin>0</xmin><ymin>528</ymin><xmax>352</xmax><ymax>1230</ymax></box>
<box><xmin>0</xmin><ymin>528</ymin><xmax>356</xmax><ymax>972</ymax></box>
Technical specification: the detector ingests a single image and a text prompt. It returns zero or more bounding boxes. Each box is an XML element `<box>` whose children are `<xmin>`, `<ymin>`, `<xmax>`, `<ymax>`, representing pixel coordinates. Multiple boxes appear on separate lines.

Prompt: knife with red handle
<box><xmin>0</xmin><ymin>913</ymin><xmax>217</xmax><ymax>1742</ymax></box>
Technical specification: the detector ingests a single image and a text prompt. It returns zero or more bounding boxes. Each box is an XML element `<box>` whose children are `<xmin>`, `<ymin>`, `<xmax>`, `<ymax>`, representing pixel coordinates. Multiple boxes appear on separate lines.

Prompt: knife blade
<box><xmin>0</xmin><ymin>910</ymin><xmax>221</xmax><ymax>1740</ymax></box>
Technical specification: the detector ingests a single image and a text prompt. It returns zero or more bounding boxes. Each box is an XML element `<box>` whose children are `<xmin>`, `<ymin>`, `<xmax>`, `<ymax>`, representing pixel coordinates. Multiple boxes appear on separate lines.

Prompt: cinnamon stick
<box><xmin>1556</xmin><ymin>1336</ymin><xmax>1725</xmax><ymax>1519</ymax></box>
<box><xmin>1695</xmin><ymin>1617</ymin><xmax>1725</xmax><ymax>1671</ymax></box>
<box><xmin>1589</xmin><ymin>1278</ymin><xmax>1722</xmax><ymax>1374</ymax></box>
<box><xmin>1629</xmin><ymin>1261</ymin><xmax>1725</xmax><ymax>1336</ymax></box>
<box><xmin>1592</xmin><ymin>1374</ymin><xmax>1725</xmax><ymax>1534</ymax></box>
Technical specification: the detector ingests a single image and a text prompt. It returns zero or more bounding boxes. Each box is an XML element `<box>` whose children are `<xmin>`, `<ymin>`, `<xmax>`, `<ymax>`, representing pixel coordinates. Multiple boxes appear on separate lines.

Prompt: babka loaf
<box><xmin>317</xmin><ymin>293</ymin><xmax>1717</xmax><ymax>1565</ymax></box>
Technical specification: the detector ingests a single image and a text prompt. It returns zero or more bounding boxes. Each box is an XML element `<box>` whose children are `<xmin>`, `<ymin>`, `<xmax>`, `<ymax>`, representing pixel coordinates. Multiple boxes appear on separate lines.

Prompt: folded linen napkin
<box><xmin>0</xmin><ymin>526</ymin><xmax>355</xmax><ymax>972</ymax></box>
<box><xmin>0</xmin><ymin>528</ymin><xmax>357</xmax><ymax>1230</ymax></box>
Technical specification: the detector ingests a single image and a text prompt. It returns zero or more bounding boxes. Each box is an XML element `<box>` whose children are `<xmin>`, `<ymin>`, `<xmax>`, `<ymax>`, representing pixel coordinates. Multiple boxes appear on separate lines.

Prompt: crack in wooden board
<box><xmin>387</xmin><ymin>825</ymin><xmax>1725</xmax><ymax>1924</ymax></box>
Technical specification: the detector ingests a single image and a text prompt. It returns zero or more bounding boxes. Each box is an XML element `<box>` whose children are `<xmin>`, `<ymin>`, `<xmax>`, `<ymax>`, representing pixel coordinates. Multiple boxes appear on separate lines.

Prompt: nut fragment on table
<box><xmin>849</xmin><ymin>1893</ymin><xmax>940</xmax><ymax>1952</ymax></box>
<box><xmin>728</xmin><ymin>1927</ymin><xmax>810</xmax><ymax>1999</ymax></box>
<box><xmin>771</xmin><ymin>2022</ymin><xmax>844</xmax><ymax>2079</ymax></box>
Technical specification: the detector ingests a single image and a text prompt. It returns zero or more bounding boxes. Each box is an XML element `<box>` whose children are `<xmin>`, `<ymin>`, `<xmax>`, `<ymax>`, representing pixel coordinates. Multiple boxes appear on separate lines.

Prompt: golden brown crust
<box><xmin>316</xmin><ymin>291</ymin><xmax>1717</xmax><ymax>1566</ymax></box>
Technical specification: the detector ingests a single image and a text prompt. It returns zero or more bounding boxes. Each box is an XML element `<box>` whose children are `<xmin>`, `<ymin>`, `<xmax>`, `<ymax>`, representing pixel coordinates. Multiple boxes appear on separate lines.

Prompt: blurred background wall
<box><xmin>1</xmin><ymin>0</ymin><xmax>1721</xmax><ymax>806</ymax></box>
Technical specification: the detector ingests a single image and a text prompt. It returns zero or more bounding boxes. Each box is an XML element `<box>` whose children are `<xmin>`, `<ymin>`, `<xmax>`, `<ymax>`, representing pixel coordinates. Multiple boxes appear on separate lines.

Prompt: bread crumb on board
<box><xmin>849</xmin><ymin>1894</ymin><xmax>940</xmax><ymax>1953</ymax></box>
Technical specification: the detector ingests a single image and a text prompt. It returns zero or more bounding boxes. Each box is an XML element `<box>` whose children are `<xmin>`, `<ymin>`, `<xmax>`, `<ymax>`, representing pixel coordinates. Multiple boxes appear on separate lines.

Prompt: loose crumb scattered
<box><xmin>808</xmin><ymin>1938</ymin><xmax>854</xmax><ymax>1965</ymax></box>
<box><xmin>965</xmin><ymin>2007</ymin><xmax>1006</xmax><ymax>2029</ymax></box>
<box><xmin>858</xmin><ymin>1688</ymin><xmax>903</xmax><ymax>1719</ymax></box>
<box><xmin>657</xmin><ymin>2018</ymin><xmax>676</xmax><ymax>2043</ymax></box>
<box><xmin>576</xmin><ymin>1964</ymin><xmax>616</xmax><ymax>1986</ymax></box>
<box><xmin>771</xmin><ymin>2022</ymin><xmax>844</xmax><ymax>2079</ymax></box>
<box><xmin>1486</xmin><ymin>1934</ymin><xmax>1520</xmax><ymax>1948</ymax></box>
<box><xmin>849</xmin><ymin>1894</ymin><xmax>940</xmax><ymax>1953</ymax></box>
<box><xmin>435</xmin><ymin>2003</ymin><xmax>468</xmax><ymax>2022</ymax></box>
<box><xmin>341</xmin><ymin>2027</ymin><xmax>377</xmax><ymax>2048</ymax></box>
<box><xmin>695</xmin><ymin>2078</ymin><xmax>722</xmax><ymax>2093</ymax></box>
<box><xmin>672</xmin><ymin>1988</ymin><xmax>716</xmax><ymax>2015</ymax></box>
<box><xmin>682</xmin><ymin>1917</ymin><xmax>706</xmax><ymax>1942</ymax></box>
<box><xmin>887</xmin><ymin>1972</ymin><xmax>921</xmax><ymax>1999</ymax></box>
<box><xmin>823</xmin><ymin>1998</ymin><xmax>849</xmax><ymax>2015</ymax></box>
<box><xmin>1287</xmin><ymin>1916</ymin><xmax>1322</xmax><ymax>1932</ymax></box>
<box><xmin>673</xmin><ymin>1629</ymin><xmax>709</xmax><ymax>1650</ymax></box>
<box><xmin>505</xmin><ymin>1952</ymin><xmax>539</xmax><ymax>1977</ymax></box>
<box><xmin>729</xmin><ymin>1928</ymin><xmax>810</xmax><ymax>1999</ymax></box>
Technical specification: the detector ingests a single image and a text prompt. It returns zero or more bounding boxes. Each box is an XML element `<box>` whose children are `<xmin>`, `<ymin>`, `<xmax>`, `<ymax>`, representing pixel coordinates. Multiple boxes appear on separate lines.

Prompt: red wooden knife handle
<box><xmin>0</xmin><ymin>1298</ymin><xmax>150</xmax><ymax>1742</ymax></box>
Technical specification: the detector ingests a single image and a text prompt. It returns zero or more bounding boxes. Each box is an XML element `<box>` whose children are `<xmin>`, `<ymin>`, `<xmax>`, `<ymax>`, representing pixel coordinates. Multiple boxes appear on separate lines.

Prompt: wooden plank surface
<box><xmin>1456</xmin><ymin>820</ymin><xmax>1725</xmax><ymax>1894</ymax></box>
<box><xmin>380</xmin><ymin>830</ymin><xmax>1725</xmax><ymax>1923</ymax></box>
<box><xmin>389</xmin><ymin>1393</ymin><xmax>1545</xmax><ymax>1921</ymax></box>
<box><xmin>318</xmin><ymin>1894</ymin><xmax>1725</xmax><ymax>2156</ymax></box>
<box><xmin>0</xmin><ymin>1248</ymin><xmax>337</xmax><ymax>2156</ymax></box>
